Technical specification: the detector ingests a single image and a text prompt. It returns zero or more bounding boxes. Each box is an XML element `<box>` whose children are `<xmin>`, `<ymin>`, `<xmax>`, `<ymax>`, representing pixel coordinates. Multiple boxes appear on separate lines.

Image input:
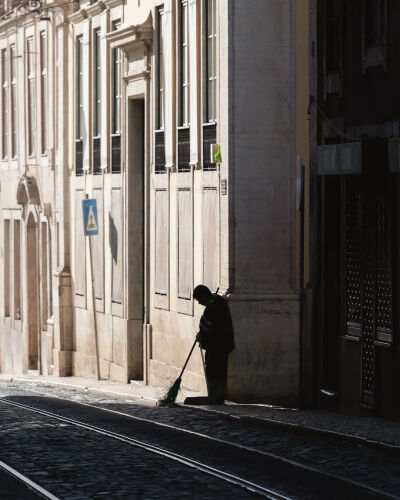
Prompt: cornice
<box><xmin>104</xmin><ymin>0</ymin><xmax>126</xmax><ymax>9</ymax></box>
<box><xmin>106</xmin><ymin>11</ymin><xmax>153</xmax><ymax>50</ymax></box>
<box><xmin>123</xmin><ymin>70</ymin><xmax>151</xmax><ymax>83</ymax></box>
<box><xmin>86</xmin><ymin>1</ymin><xmax>106</xmax><ymax>17</ymax></box>
<box><xmin>69</xmin><ymin>9</ymin><xmax>88</xmax><ymax>23</ymax></box>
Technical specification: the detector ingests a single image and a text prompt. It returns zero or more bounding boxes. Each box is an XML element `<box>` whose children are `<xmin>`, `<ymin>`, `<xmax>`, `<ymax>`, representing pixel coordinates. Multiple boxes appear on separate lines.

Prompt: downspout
<box><xmin>227</xmin><ymin>0</ymin><xmax>235</xmax><ymax>296</ymax></box>
<box><xmin>143</xmin><ymin>39</ymin><xmax>152</xmax><ymax>383</ymax></box>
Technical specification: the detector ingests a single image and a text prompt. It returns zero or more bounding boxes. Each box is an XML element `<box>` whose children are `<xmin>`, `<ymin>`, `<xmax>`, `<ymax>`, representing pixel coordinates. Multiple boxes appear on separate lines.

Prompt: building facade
<box><xmin>309</xmin><ymin>0</ymin><xmax>400</xmax><ymax>418</ymax></box>
<box><xmin>0</xmin><ymin>0</ymin><xmax>304</xmax><ymax>404</ymax></box>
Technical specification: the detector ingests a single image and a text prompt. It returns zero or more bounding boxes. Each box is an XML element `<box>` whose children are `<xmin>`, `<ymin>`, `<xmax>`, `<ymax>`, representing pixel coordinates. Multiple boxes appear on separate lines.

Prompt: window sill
<box><xmin>363</xmin><ymin>45</ymin><xmax>386</xmax><ymax>72</ymax></box>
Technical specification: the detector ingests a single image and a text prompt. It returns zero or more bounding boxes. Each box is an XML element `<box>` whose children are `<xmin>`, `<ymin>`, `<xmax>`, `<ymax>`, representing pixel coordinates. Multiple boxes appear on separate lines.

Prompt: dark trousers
<box><xmin>205</xmin><ymin>350</ymin><xmax>229</xmax><ymax>403</ymax></box>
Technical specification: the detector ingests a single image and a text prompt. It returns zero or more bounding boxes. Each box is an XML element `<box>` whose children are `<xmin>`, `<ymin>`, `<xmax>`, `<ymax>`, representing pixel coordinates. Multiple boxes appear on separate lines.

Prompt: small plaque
<box><xmin>221</xmin><ymin>178</ymin><xmax>227</xmax><ymax>195</ymax></box>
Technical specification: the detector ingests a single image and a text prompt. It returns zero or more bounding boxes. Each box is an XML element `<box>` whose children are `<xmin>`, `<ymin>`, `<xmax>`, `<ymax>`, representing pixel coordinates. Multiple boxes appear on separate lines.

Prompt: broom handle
<box><xmin>199</xmin><ymin>345</ymin><xmax>210</xmax><ymax>394</ymax></box>
<box><xmin>179</xmin><ymin>339</ymin><xmax>198</xmax><ymax>379</ymax></box>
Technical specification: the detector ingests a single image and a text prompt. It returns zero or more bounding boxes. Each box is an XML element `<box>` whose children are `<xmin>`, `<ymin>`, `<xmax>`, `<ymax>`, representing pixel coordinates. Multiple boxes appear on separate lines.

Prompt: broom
<box><xmin>157</xmin><ymin>339</ymin><xmax>198</xmax><ymax>406</ymax></box>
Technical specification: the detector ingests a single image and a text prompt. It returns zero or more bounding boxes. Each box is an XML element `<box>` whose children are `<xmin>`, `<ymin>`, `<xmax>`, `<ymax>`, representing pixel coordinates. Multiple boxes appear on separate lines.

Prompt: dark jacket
<box><xmin>198</xmin><ymin>294</ymin><xmax>235</xmax><ymax>353</ymax></box>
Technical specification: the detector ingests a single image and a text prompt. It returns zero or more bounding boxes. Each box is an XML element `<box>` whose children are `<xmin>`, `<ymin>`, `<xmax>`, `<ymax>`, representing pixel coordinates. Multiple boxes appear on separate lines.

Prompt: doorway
<box><xmin>127</xmin><ymin>98</ymin><xmax>145</xmax><ymax>380</ymax></box>
<box><xmin>27</xmin><ymin>213</ymin><xmax>39</xmax><ymax>370</ymax></box>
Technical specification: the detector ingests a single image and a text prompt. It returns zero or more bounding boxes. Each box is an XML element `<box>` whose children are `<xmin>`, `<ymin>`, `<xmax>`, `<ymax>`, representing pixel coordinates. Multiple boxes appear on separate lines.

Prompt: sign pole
<box><xmin>83</xmin><ymin>195</ymin><xmax>101</xmax><ymax>381</ymax></box>
<box><xmin>88</xmin><ymin>234</ymin><xmax>101</xmax><ymax>381</ymax></box>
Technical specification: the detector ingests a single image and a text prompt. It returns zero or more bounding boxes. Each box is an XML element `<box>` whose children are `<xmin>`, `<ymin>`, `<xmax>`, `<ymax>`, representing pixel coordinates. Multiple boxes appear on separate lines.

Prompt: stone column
<box><xmin>53</xmin><ymin>11</ymin><xmax>73</xmax><ymax>376</ymax></box>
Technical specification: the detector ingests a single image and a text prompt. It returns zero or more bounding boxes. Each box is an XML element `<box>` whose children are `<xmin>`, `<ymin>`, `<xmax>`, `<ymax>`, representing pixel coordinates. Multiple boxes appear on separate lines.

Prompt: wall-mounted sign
<box><xmin>82</xmin><ymin>199</ymin><xmax>99</xmax><ymax>236</ymax></box>
<box><xmin>221</xmin><ymin>178</ymin><xmax>227</xmax><ymax>195</ymax></box>
<box><xmin>317</xmin><ymin>142</ymin><xmax>361</xmax><ymax>175</ymax></box>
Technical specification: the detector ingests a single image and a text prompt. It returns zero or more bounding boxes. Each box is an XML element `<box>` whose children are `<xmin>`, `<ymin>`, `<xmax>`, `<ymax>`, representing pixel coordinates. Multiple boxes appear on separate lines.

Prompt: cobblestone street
<box><xmin>0</xmin><ymin>380</ymin><xmax>399</xmax><ymax>499</ymax></box>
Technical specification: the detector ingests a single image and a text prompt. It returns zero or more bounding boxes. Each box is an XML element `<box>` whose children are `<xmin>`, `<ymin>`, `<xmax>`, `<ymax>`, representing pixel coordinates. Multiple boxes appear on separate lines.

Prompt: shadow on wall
<box><xmin>109</xmin><ymin>212</ymin><xmax>118</xmax><ymax>264</ymax></box>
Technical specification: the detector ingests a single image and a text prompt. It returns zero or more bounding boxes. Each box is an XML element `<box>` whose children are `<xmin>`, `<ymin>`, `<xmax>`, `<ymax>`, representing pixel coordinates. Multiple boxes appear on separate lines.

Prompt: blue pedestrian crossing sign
<box><xmin>82</xmin><ymin>199</ymin><xmax>99</xmax><ymax>236</ymax></box>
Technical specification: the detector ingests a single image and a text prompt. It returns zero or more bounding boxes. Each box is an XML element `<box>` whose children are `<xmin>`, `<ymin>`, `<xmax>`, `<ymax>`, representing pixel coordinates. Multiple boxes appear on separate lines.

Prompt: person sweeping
<box><xmin>193</xmin><ymin>285</ymin><xmax>235</xmax><ymax>404</ymax></box>
<box><xmin>157</xmin><ymin>285</ymin><xmax>234</xmax><ymax>406</ymax></box>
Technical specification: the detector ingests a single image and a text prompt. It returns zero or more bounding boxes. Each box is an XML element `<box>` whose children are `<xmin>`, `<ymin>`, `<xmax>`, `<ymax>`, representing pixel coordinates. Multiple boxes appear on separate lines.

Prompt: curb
<box><xmin>0</xmin><ymin>376</ymin><xmax>159</xmax><ymax>405</ymax></box>
<box><xmin>2</xmin><ymin>376</ymin><xmax>399</xmax><ymax>454</ymax></box>
<box><xmin>180</xmin><ymin>404</ymin><xmax>400</xmax><ymax>454</ymax></box>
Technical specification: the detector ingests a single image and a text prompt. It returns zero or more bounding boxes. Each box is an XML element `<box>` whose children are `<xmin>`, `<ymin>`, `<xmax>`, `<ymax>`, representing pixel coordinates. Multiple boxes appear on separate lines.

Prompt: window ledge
<box><xmin>363</xmin><ymin>45</ymin><xmax>386</xmax><ymax>72</ymax></box>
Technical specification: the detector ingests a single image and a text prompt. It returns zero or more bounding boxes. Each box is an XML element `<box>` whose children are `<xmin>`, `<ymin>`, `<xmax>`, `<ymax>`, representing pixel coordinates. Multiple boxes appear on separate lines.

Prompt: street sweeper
<box><xmin>157</xmin><ymin>286</ymin><xmax>235</xmax><ymax>406</ymax></box>
<box><xmin>193</xmin><ymin>285</ymin><xmax>235</xmax><ymax>404</ymax></box>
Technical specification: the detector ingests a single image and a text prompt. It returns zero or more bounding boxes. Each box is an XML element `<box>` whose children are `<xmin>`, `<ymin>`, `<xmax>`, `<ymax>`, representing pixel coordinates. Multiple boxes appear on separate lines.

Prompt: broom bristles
<box><xmin>158</xmin><ymin>377</ymin><xmax>182</xmax><ymax>405</ymax></box>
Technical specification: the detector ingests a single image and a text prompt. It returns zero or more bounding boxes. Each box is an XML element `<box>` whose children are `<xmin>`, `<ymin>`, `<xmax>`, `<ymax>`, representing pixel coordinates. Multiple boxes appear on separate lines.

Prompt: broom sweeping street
<box><xmin>157</xmin><ymin>339</ymin><xmax>199</xmax><ymax>406</ymax></box>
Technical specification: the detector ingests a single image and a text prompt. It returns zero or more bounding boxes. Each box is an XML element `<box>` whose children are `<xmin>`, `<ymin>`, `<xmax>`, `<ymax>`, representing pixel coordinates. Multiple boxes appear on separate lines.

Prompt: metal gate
<box><xmin>344</xmin><ymin>174</ymin><xmax>393</xmax><ymax>408</ymax></box>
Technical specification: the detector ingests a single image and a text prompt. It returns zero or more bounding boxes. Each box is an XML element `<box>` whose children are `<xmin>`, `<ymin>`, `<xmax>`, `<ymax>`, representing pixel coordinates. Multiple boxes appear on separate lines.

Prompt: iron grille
<box><xmin>155</xmin><ymin>131</ymin><xmax>166</xmax><ymax>173</ymax></box>
<box><xmin>75</xmin><ymin>139</ymin><xmax>83</xmax><ymax>176</ymax></box>
<box><xmin>345</xmin><ymin>176</ymin><xmax>362</xmax><ymax>330</ymax></box>
<box><xmin>93</xmin><ymin>137</ymin><xmax>101</xmax><ymax>174</ymax></box>
<box><xmin>111</xmin><ymin>134</ymin><xmax>121</xmax><ymax>173</ymax></box>
<box><xmin>178</xmin><ymin>128</ymin><xmax>190</xmax><ymax>172</ymax></box>
<box><xmin>376</xmin><ymin>184</ymin><xmax>393</xmax><ymax>334</ymax></box>
<box><xmin>344</xmin><ymin>173</ymin><xmax>393</xmax><ymax>409</ymax></box>
<box><xmin>203</xmin><ymin>124</ymin><xmax>217</xmax><ymax>170</ymax></box>
<box><xmin>361</xmin><ymin>207</ymin><xmax>376</xmax><ymax>406</ymax></box>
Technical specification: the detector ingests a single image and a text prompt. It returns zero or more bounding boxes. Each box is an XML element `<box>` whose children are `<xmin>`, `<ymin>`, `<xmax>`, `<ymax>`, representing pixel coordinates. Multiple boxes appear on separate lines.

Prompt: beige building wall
<box><xmin>0</xmin><ymin>0</ymin><xmax>305</xmax><ymax>404</ymax></box>
<box><xmin>0</xmin><ymin>2</ymin><xmax>68</xmax><ymax>376</ymax></box>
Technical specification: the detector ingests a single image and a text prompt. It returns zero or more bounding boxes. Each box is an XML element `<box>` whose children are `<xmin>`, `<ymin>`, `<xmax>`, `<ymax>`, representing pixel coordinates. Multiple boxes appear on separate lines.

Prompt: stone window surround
<box><xmin>361</xmin><ymin>0</ymin><xmax>387</xmax><ymax>73</ymax></box>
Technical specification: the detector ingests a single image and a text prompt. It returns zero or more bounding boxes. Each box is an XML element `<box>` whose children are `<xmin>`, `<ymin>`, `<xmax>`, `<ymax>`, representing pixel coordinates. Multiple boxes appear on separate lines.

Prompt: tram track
<box><xmin>0</xmin><ymin>459</ymin><xmax>60</xmax><ymax>499</ymax></box>
<box><xmin>0</xmin><ymin>394</ymin><xmax>395</xmax><ymax>499</ymax></box>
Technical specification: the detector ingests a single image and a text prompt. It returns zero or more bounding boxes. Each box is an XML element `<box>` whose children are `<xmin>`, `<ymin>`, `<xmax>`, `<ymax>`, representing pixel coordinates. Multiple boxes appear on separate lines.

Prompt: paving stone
<box><xmin>1</xmin><ymin>381</ymin><xmax>400</xmax><ymax>498</ymax></box>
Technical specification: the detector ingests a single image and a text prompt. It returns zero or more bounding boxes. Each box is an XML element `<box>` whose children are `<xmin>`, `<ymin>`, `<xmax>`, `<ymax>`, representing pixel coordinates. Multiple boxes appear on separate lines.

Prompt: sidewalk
<box><xmin>1</xmin><ymin>373</ymin><xmax>400</xmax><ymax>452</ymax></box>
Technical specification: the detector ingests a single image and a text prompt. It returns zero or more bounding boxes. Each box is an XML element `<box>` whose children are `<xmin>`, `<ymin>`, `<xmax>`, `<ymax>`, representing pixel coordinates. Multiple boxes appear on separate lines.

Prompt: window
<box><xmin>75</xmin><ymin>35</ymin><xmax>83</xmax><ymax>175</ymax></box>
<box><xmin>40</xmin><ymin>31</ymin><xmax>47</xmax><ymax>155</ymax></box>
<box><xmin>2</xmin><ymin>48</ymin><xmax>8</xmax><ymax>160</ymax></box>
<box><xmin>203</xmin><ymin>0</ymin><xmax>217</xmax><ymax>170</ymax></box>
<box><xmin>179</xmin><ymin>0</ymin><xmax>189</xmax><ymax>127</ymax></box>
<box><xmin>14</xmin><ymin>220</ymin><xmax>20</xmax><ymax>320</ymax></box>
<box><xmin>111</xmin><ymin>20</ymin><xmax>121</xmax><ymax>173</ymax></box>
<box><xmin>178</xmin><ymin>2</ymin><xmax>190</xmax><ymax>171</ymax></box>
<box><xmin>205</xmin><ymin>0</ymin><xmax>217</xmax><ymax>123</ymax></box>
<box><xmin>157</xmin><ymin>7</ymin><xmax>164</xmax><ymax>131</ymax></box>
<box><xmin>10</xmin><ymin>44</ymin><xmax>17</xmax><ymax>158</ymax></box>
<box><xmin>4</xmin><ymin>219</ymin><xmax>10</xmax><ymax>317</ymax></box>
<box><xmin>366</xmin><ymin>0</ymin><xmax>386</xmax><ymax>47</ymax></box>
<box><xmin>362</xmin><ymin>0</ymin><xmax>387</xmax><ymax>71</ymax></box>
<box><xmin>93</xmin><ymin>27</ymin><xmax>101</xmax><ymax>173</ymax></box>
<box><xmin>155</xmin><ymin>7</ymin><xmax>166</xmax><ymax>174</ymax></box>
<box><xmin>93</xmin><ymin>28</ymin><xmax>101</xmax><ymax>137</ymax></box>
<box><xmin>326</xmin><ymin>0</ymin><xmax>341</xmax><ymax>73</ymax></box>
<box><xmin>27</xmin><ymin>36</ymin><xmax>35</xmax><ymax>157</ymax></box>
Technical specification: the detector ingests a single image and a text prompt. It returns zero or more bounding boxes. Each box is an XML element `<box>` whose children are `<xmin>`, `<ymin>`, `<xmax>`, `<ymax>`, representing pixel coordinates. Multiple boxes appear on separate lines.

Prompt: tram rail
<box><xmin>0</xmin><ymin>459</ymin><xmax>60</xmax><ymax>500</ymax></box>
<box><xmin>0</xmin><ymin>397</ymin><xmax>291</xmax><ymax>500</ymax></box>
<box><xmin>0</xmin><ymin>395</ymin><xmax>395</xmax><ymax>499</ymax></box>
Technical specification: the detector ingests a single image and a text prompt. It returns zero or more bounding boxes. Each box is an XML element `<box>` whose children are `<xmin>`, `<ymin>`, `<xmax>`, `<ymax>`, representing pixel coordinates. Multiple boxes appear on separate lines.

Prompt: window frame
<box><xmin>10</xmin><ymin>44</ymin><xmax>17</xmax><ymax>159</ymax></box>
<box><xmin>75</xmin><ymin>34</ymin><xmax>84</xmax><ymax>175</ymax></box>
<box><xmin>156</xmin><ymin>7</ymin><xmax>164</xmax><ymax>131</ymax></box>
<box><xmin>93</xmin><ymin>27</ymin><xmax>101</xmax><ymax>139</ymax></box>
<box><xmin>178</xmin><ymin>0</ymin><xmax>189</xmax><ymax>127</ymax></box>
<box><xmin>204</xmin><ymin>0</ymin><xmax>217</xmax><ymax>124</ymax></box>
<box><xmin>111</xmin><ymin>19</ymin><xmax>122</xmax><ymax>174</ymax></box>
<box><xmin>40</xmin><ymin>30</ymin><xmax>48</xmax><ymax>156</ymax></box>
<box><xmin>111</xmin><ymin>19</ymin><xmax>122</xmax><ymax>136</ymax></box>
<box><xmin>2</xmin><ymin>47</ymin><xmax>9</xmax><ymax>160</ymax></box>
<box><xmin>362</xmin><ymin>0</ymin><xmax>387</xmax><ymax>72</ymax></box>
<box><xmin>26</xmin><ymin>36</ymin><xmax>36</xmax><ymax>158</ymax></box>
